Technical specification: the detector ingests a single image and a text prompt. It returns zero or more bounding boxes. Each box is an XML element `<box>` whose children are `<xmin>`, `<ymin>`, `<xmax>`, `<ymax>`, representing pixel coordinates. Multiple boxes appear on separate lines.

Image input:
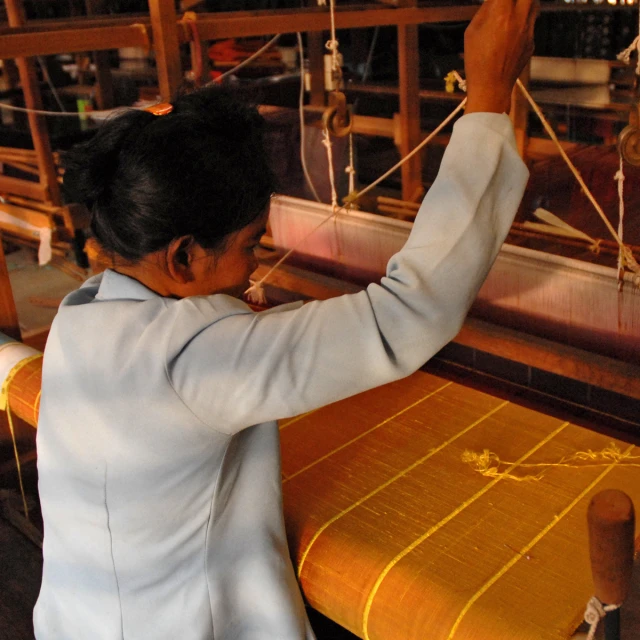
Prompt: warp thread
<box><xmin>615</xmin><ymin>154</ymin><xmax>626</xmax><ymax>290</ymax></box>
<box><xmin>517</xmin><ymin>79</ymin><xmax>640</xmax><ymax>285</ymax></box>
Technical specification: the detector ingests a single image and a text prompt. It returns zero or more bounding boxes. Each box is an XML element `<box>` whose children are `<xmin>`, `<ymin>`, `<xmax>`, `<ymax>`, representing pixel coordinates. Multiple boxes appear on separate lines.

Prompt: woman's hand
<box><xmin>464</xmin><ymin>0</ymin><xmax>540</xmax><ymax>114</ymax></box>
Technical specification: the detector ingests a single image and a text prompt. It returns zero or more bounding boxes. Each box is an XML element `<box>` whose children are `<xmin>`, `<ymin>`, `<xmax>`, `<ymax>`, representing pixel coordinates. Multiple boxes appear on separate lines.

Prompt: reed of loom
<box><xmin>269</xmin><ymin>195</ymin><xmax>640</xmax><ymax>364</ymax></box>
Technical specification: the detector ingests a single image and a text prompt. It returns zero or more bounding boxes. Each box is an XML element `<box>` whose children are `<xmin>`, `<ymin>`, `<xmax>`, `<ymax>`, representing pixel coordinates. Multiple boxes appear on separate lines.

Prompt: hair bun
<box><xmin>61</xmin><ymin>108</ymin><xmax>155</xmax><ymax>208</ymax></box>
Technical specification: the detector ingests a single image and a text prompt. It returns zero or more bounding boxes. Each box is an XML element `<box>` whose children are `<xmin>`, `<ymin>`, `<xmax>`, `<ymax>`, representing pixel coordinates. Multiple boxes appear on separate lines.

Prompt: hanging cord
<box><xmin>612</xmin><ymin>3</ymin><xmax>640</xmax><ymax>286</ymax></box>
<box><xmin>322</xmin><ymin>127</ymin><xmax>339</xmax><ymax>211</ymax></box>
<box><xmin>584</xmin><ymin>596</ymin><xmax>620</xmax><ymax>640</ymax></box>
<box><xmin>37</xmin><ymin>56</ymin><xmax>67</xmax><ymax>113</ymax></box>
<box><xmin>516</xmin><ymin>79</ymin><xmax>640</xmax><ymax>284</ymax></box>
<box><xmin>5</xmin><ymin>402</ymin><xmax>29</xmax><ymax>521</ymax></box>
<box><xmin>346</xmin><ymin>132</ymin><xmax>356</xmax><ymax>196</ymax></box>
<box><xmin>245</xmin><ymin>98</ymin><xmax>467</xmax><ymax>303</ymax></box>
<box><xmin>325</xmin><ymin>0</ymin><xmax>341</xmax><ymax>84</ymax></box>
<box><xmin>0</xmin><ymin>33</ymin><xmax>283</xmax><ymax>119</ymax></box>
<box><xmin>0</xmin><ymin>102</ymin><xmax>117</xmax><ymax>118</ymax></box>
<box><xmin>297</xmin><ymin>32</ymin><xmax>322</xmax><ymax>203</ymax></box>
<box><xmin>361</xmin><ymin>26</ymin><xmax>379</xmax><ymax>85</ymax></box>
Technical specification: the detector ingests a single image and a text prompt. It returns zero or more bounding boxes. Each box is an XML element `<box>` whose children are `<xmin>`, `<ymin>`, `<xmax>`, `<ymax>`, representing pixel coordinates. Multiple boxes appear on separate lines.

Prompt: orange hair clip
<box><xmin>145</xmin><ymin>102</ymin><xmax>174</xmax><ymax>116</ymax></box>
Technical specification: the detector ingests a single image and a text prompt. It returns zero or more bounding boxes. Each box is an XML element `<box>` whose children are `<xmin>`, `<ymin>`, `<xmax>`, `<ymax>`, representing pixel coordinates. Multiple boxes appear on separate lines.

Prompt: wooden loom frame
<box><xmin>0</xmin><ymin>0</ymin><xmax>486</xmax><ymax>338</ymax></box>
<box><xmin>0</xmin><ymin>0</ymin><xmax>637</xmax><ymax>398</ymax></box>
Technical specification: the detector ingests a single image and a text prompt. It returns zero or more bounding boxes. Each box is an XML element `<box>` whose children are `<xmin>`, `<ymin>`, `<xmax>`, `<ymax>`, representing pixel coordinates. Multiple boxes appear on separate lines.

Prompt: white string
<box><xmin>516</xmin><ymin>78</ymin><xmax>640</xmax><ymax>283</ymax></box>
<box><xmin>0</xmin><ymin>102</ymin><xmax>120</xmax><ymax>118</ymax></box>
<box><xmin>245</xmin><ymin>98</ymin><xmax>467</xmax><ymax>303</ymax></box>
<box><xmin>322</xmin><ymin>127</ymin><xmax>338</xmax><ymax>211</ymax></box>
<box><xmin>325</xmin><ymin>0</ymin><xmax>340</xmax><ymax>76</ymax></box>
<box><xmin>0</xmin><ymin>34</ymin><xmax>283</xmax><ymax>119</ymax></box>
<box><xmin>37</xmin><ymin>56</ymin><xmax>67</xmax><ymax>113</ymax></box>
<box><xmin>346</xmin><ymin>132</ymin><xmax>356</xmax><ymax>195</ymax></box>
<box><xmin>297</xmin><ymin>32</ymin><xmax>322</xmax><ymax>203</ymax></box>
<box><xmin>584</xmin><ymin>596</ymin><xmax>620</xmax><ymax>640</ymax></box>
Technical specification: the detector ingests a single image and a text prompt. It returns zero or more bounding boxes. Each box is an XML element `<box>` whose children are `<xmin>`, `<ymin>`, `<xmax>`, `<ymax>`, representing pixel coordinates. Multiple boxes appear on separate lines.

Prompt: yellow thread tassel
<box><xmin>6</xmin><ymin>404</ymin><xmax>29</xmax><ymax>521</ymax></box>
<box><xmin>462</xmin><ymin>443</ymin><xmax>640</xmax><ymax>482</ymax></box>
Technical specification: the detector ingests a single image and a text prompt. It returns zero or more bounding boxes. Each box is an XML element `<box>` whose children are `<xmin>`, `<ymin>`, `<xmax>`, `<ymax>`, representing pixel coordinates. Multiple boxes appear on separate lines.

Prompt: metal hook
<box><xmin>619</xmin><ymin>101</ymin><xmax>640</xmax><ymax>166</ymax></box>
<box><xmin>322</xmin><ymin>91</ymin><xmax>353</xmax><ymax>138</ymax></box>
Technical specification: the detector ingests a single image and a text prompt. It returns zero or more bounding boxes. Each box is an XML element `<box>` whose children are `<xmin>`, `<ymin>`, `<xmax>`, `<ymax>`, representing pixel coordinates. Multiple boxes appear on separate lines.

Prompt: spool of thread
<box><xmin>587</xmin><ymin>489</ymin><xmax>635</xmax><ymax>606</ymax></box>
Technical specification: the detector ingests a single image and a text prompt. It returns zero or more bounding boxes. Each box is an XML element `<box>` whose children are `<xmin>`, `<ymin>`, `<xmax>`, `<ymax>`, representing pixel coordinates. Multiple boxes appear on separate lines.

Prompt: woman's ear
<box><xmin>166</xmin><ymin>235</ymin><xmax>197</xmax><ymax>283</ymax></box>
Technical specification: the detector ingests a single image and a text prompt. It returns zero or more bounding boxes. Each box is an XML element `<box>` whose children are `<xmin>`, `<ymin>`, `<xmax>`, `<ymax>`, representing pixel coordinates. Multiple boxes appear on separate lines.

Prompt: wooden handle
<box><xmin>587</xmin><ymin>489</ymin><xmax>635</xmax><ymax>605</ymax></box>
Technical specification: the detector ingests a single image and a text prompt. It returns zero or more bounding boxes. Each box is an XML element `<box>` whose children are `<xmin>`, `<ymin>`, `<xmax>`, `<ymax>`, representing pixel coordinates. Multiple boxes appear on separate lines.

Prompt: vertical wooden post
<box><xmin>4</xmin><ymin>0</ymin><xmax>61</xmax><ymax>206</ymax></box>
<box><xmin>0</xmin><ymin>238</ymin><xmax>21</xmax><ymax>341</ymax></box>
<box><xmin>85</xmin><ymin>0</ymin><xmax>114</xmax><ymax>110</ymax></box>
<box><xmin>510</xmin><ymin>62</ymin><xmax>531</xmax><ymax>160</ymax></box>
<box><xmin>148</xmin><ymin>0</ymin><xmax>182</xmax><ymax>102</ymax></box>
<box><xmin>307</xmin><ymin>32</ymin><xmax>326</xmax><ymax>107</ymax></box>
<box><xmin>0</xmin><ymin>59</ymin><xmax>22</xmax><ymax>127</ymax></box>
<box><xmin>397</xmin><ymin>23</ymin><xmax>423</xmax><ymax>201</ymax></box>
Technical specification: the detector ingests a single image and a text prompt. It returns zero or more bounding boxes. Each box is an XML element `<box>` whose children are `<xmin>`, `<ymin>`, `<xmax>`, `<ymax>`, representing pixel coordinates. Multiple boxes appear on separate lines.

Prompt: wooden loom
<box><xmin>1</xmin><ymin>2</ymin><xmax>640</xmax><ymax>638</ymax></box>
<box><xmin>1</xmin><ymin>336</ymin><xmax>639</xmax><ymax>639</ymax></box>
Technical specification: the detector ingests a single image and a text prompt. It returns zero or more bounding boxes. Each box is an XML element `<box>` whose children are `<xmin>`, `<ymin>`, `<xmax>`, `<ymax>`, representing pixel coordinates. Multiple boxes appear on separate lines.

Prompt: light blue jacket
<box><xmin>34</xmin><ymin>113</ymin><xmax>528</xmax><ymax>639</ymax></box>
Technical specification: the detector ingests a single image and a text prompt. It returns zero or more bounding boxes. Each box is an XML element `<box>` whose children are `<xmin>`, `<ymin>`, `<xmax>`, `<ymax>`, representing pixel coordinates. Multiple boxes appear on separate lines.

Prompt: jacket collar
<box><xmin>92</xmin><ymin>269</ymin><xmax>160</xmax><ymax>302</ymax></box>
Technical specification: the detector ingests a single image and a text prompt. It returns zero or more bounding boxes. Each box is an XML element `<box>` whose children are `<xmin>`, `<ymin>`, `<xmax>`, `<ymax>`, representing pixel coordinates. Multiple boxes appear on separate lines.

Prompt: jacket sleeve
<box><xmin>167</xmin><ymin>112</ymin><xmax>529</xmax><ymax>434</ymax></box>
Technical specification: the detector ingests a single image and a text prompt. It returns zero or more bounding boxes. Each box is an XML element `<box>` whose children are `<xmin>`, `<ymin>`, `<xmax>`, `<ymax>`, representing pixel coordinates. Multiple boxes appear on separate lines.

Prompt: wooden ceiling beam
<box><xmin>0</xmin><ymin>4</ymin><xmax>477</xmax><ymax>59</ymax></box>
<box><xmin>0</xmin><ymin>24</ymin><xmax>157</xmax><ymax>58</ymax></box>
<box><xmin>193</xmin><ymin>5</ymin><xmax>477</xmax><ymax>39</ymax></box>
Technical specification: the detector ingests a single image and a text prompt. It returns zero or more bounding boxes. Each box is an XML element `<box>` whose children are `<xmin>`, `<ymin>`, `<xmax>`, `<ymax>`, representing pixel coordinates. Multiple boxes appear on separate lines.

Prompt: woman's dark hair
<box><xmin>62</xmin><ymin>87</ymin><xmax>276</xmax><ymax>261</ymax></box>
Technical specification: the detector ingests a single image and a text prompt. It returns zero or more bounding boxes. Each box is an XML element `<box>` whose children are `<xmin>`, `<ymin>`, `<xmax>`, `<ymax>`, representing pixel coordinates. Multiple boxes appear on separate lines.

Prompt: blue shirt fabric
<box><xmin>34</xmin><ymin>113</ymin><xmax>528</xmax><ymax>639</ymax></box>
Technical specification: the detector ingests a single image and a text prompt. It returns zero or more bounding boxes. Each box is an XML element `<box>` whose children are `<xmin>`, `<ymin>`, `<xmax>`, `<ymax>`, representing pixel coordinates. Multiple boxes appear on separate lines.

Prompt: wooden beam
<box><xmin>0</xmin><ymin>6</ymin><xmax>477</xmax><ymax>59</ymax></box>
<box><xmin>307</xmin><ymin>31</ymin><xmax>325</xmax><ymax>108</ymax></box>
<box><xmin>0</xmin><ymin>24</ymin><xmax>154</xmax><ymax>59</ymax></box>
<box><xmin>510</xmin><ymin>62</ymin><xmax>531</xmax><ymax>159</ymax></box>
<box><xmin>4</xmin><ymin>0</ymin><xmax>61</xmax><ymax>206</ymax></box>
<box><xmin>397</xmin><ymin>23</ymin><xmax>423</xmax><ymax>201</ymax></box>
<box><xmin>148</xmin><ymin>0</ymin><xmax>182</xmax><ymax>101</ymax></box>
<box><xmin>0</xmin><ymin>175</ymin><xmax>49</xmax><ymax>202</ymax></box>
<box><xmin>0</xmin><ymin>235</ymin><xmax>21</xmax><ymax>341</ymax></box>
<box><xmin>85</xmin><ymin>0</ymin><xmax>115</xmax><ymax>110</ymax></box>
<box><xmin>193</xmin><ymin>6</ymin><xmax>478</xmax><ymax>40</ymax></box>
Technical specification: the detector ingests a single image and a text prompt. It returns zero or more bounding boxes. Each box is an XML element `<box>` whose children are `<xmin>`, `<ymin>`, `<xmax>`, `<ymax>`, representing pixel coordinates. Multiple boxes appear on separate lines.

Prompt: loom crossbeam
<box><xmin>269</xmin><ymin>195</ymin><xmax>640</xmax><ymax>364</ymax></box>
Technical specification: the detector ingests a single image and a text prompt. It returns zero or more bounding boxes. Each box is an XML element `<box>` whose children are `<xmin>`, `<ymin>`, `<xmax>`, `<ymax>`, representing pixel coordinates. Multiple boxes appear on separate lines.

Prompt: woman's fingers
<box><xmin>464</xmin><ymin>0</ymin><xmax>540</xmax><ymax>113</ymax></box>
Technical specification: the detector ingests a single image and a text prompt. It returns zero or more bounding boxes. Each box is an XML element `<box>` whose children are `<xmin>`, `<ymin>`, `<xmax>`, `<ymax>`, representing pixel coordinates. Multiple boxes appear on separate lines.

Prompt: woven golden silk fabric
<box><xmin>280</xmin><ymin>371</ymin><xmax>640</xmax><ymax>640</ymax></box>
<box><xmin>6</xmin><ymin>354</ymin><xmax>42</xmax><ymax>428</ymax></box>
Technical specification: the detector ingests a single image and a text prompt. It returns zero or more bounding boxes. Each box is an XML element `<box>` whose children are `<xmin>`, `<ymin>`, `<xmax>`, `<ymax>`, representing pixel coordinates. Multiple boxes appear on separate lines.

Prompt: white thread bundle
<box><xmin>584</xmin><ymin>596</ymin><xmax>620</xmax><ymax>640</ymax></box>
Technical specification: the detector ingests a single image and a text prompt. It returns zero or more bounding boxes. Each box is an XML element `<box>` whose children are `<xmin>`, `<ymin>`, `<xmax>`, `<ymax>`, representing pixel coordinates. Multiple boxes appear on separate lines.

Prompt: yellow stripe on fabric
<box><xmin>279</xmin><ymin>408</ymin><xmax>320</xmax><ymax>431</ymax></box>
<box><xmin>362</xmin><ymin>420</ymin><xmax>571</xmax><ymax>640</ymax></box>
<box><xmin>33</xmin><ymin>389</ymin><xmax>42</xmax><ymax>425</ymax></box>
<box><xmin>445</xmin><ymin>441</ymin><xmax>636</xmax><ymax>640</ymax></box>
<box><xmin>284</xmin><ymin>381</ymin><xmax>453</xmax><ymax>485</ymax></box>
<box><xmin>297</xmin><ymin>398</ymin><xmax>510</xmax><ymax>579</ymax></box>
